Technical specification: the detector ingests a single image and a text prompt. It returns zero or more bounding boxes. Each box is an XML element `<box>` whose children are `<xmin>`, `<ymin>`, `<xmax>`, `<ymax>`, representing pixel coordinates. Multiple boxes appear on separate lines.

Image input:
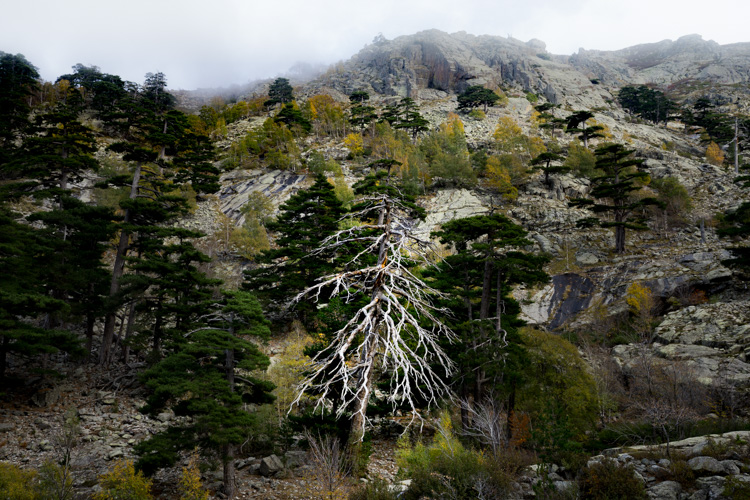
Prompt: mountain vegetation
<box><xmin>1</xmin><ymin>29</ymin><xmax>750</xmax><ymax>498</ymax></box>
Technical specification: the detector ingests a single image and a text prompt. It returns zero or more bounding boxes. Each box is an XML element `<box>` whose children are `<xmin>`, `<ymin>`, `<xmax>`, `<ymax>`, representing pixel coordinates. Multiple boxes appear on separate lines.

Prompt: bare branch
<box><xmin>289</xmin><ymin>193</ymin><xmax>456</xmax><ymax>437</ymax></box>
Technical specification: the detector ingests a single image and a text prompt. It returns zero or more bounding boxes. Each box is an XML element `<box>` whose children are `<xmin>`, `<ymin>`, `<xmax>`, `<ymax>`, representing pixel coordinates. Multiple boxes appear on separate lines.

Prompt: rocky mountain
<box><xmin>245</xmin><ymin>29</ymin><xmax>750</xmax><ymax>409</ymax></box>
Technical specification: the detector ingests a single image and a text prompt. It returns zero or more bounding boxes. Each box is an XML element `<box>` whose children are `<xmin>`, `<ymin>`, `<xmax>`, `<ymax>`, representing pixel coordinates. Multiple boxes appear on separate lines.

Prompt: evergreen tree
<box><xmin>348</xmin><ymin>91</ymin><xmax>377</xmax><ymax>132</ymax></box>
<box><xmin>570</xmin><ymin>144</ymin><xmax>662</xmax><ymax>253</ymax></box>
<box><xmin>274</xmin><ymin>102</ymin><xmax>312</xmax><ymax>134</ymax></box>
<box><xmin>137</xmin><ymin>290</ymin><xmax>274</xmax><ymax>499</ymax></box>
<box><xmin>27</xmin><ymin>196</ymin><xmax>117</xmax><ymax>354</ymax></box>
<box><xmin>718</xmin><ymin>163</ymin><xmax>750</xmax><ymax>278</ymax></box>
<box><xmin>430</xmin><ymin>214</ymin><xmax>548</xmax><ymax>428</ymax></box>
<box><xmin>99</xmin><ymin>72</ymin><xmax>216</xmax><ymax>364</ymax></box>
<box><xmin>392</xmin><ymin>97</ymin><xmax>429</xmax><ymax>141</ymax></box>
<box><xmin>530</xmin><ymin>151</ymin><xmax>568</xmax><ymax>187</ymax></box>
<box><xmin>682</xmin><ymin>97</ymin><xmax>733</xmax><ymax>144</ymax></box>
<box><xmin>244</xmin><ymin>174</ymin><xmax>347</xmax><ymax>326</ymax></box>
<box><xmin>0</xmin><ymin>52</ymin><xmax>39</xmax><ymax>167</ymax></box>
<box><xmin>618</xmin><ymin>85</ymin><xmax>675</xmax><ymax>125</ymax></box>
<box><xmin>0</xmin><ymin>191</ymin><xmax>82</xmax><ymax>378</ymax></box>
<box><xmin>11</xmin><ymin>80</ymin><xmax>99</xmax><ymax>197</ymax></box>
<box><xmin>119</xmin><ymin>225</ymin><xmax>220</xmax><ymax>357</ymax></box>
<box><xmin>457</xmin><ymin>85</ymin><xmax>502</xmax><ymax>112</ymax></box>
<box><xmin>564</xmin><ymin>110</ymin><xmax>604</xmax><ymax>148</ymax></box>
<box><xmin>265</xmin><ymin>77</ymin><xmax>294</xmax><ymax>106</ymax></box>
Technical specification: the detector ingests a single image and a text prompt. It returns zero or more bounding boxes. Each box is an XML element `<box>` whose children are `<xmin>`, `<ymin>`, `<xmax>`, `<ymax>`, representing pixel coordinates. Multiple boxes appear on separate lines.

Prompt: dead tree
<box><xmin>290</xmin><ymin>187</ymin><xmax>455</xmax><ymax>444</ymax></box>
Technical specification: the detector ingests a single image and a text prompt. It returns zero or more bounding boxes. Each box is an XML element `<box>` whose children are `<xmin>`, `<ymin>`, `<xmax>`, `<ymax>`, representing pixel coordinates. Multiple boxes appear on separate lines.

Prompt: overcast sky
<box><xmin>2</xmin><ymin>0</ymin><xmax>748</xmax><ymax>90</ymax></box>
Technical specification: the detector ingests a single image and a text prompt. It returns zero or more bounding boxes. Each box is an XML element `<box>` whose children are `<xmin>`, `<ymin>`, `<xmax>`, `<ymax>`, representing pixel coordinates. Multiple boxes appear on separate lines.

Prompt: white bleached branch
<box><xmin>289</xmin><ymin>193</ymin><xmax>456</xmax><ymax>437</ymax></box>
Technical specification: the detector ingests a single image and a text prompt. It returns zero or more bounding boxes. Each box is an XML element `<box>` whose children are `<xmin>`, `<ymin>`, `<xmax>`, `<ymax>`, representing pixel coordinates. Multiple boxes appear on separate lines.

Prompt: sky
<box><xmin>2</xmin><ymin>0</ymin><xmax>749</xmax><ymax>90</ymax></box>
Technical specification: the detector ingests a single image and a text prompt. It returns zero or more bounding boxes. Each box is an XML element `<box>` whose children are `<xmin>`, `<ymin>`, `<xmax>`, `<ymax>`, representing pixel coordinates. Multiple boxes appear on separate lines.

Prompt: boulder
<box><xmin>687</xmin><ymin>456</ymin><xmax>724</xmax><ymax>474</ymax></box>
<box><xmin>259</xmin><ymin>454</ymin><xmax>284</xmax><ymax>477</ymax></box>
<box><xmin>647</xmin><ymin>480</ymin><xmax>681</xmax><ymax>500</ymax></box>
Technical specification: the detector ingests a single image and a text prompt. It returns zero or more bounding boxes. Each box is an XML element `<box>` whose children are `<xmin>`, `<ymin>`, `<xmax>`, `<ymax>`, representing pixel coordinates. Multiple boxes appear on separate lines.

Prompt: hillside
<box><xmin>1</xmin><ymin>30</ymin><xmax>750</xmax><ymax>499</ymax></box>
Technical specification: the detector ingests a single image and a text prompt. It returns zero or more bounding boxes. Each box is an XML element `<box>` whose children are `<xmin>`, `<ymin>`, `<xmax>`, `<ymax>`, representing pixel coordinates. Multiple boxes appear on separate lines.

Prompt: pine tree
<box><xmin>27</xmin><ymin>196</ymin><xmax>117</xmax><ymax>354</ymax></box>
<box><xmin>430</xmin><ymin>213</ymin><xmax>548</xmax><ymax>428</ymax></box>
<box><xmin>118</xmin><ymin>226</ymin><xmax>220</xmax><ymax>357</ymax></box>
<box><xmin>137</xmin><ymin>291</ymin><xmax>274</xmax><ymax>499</ymax></box>
<box><xmin>244</xmin><ymin>174</ymin><xmax>347</xmax><ymax>326</ymax></box>
<box><xmin>457</xmin><ymin>85</ymin><xmax>502</xmax><ymax>112</ymax></box>
<box><xmin>0</xmin><ymin>199</ymin><xmax>82</xmax><ymax>378</ymax></box>
<box><xmin>718</xmin><ymin>163</ymin><xmax>750</xmax><ymax>278</ymax></box>
<box><xmin>530</xmin><ymin>151</ymin><xmax>568</xmax><ymax>187</ymax></box>
<box><xmin>570</xmin><ymin>144</ymin><xmax>663</xmax><ymax>253</ymax></box>
<box><xmin>265</xmin><ymin>77</ymin><xmax>294</xmax><ymax>106</ymax></box>
<box><xmin>0</xmin><ymin>52</ymin><xmax>39</xmax><ymax>166</ymax></box>
<box><xmin>11</xmin><ymin>80</ymin><xmax>99</xmax><ymax>197</ymax></box>
<box><xmin>99</xmin><ymin>73</ymin><xmax>218</xmax><ymax>364</ymax></box>
<box><xmin>565</xmin><ymin>110</ymin><xmax>605</xmax><ymax>148</ymax></box>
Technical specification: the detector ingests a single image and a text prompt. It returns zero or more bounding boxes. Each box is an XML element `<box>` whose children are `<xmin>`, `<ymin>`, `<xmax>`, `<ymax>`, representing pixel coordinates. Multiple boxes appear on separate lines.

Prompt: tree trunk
<box><xmin>475</xmin><ymin>241</ymin><xmax>494</xmax><ymax>400</ymax></box>
<box><xmin>222</xmin><ymin>443</ymin><xmax>236</xmax><ymax>499</ymax></box>
<box><xmin>225</xmin><ymin>348</ymin><xmax>235</xmax><ymax>391</ymax></box>
<box><xmin>99</xmin><ymin>164</ymin><xmax>141</xmax><ymax>365</ymax></box>
<box><xmin>615</xmin><ymin>225</ymin><xmax>626</xmax><ymax>254</ymax></box>
<box><xmin>0</xmin><ymin>336</ymin><xmax>7</xmax><ymax>379</ymax></box>
<box><xmin>350</xmin><ymin>197</ymin><xmax>390</xmax><ymax>445</ymax></box>
<box><xmin>121</xmin><ymin>302</ymin><xmax>137</xmax><ymax>363</ymax></box>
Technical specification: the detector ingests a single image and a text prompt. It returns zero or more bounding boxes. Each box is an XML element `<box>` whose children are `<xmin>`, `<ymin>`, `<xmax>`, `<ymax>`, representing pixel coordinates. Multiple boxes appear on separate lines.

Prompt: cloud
<box><xmin>1</xmin><ymin>0</ymin><xmax>749</xmax><ymax>89</ymax></box>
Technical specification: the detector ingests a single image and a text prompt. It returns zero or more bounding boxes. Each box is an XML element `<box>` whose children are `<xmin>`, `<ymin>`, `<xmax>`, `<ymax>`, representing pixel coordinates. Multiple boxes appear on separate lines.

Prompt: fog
<box><xmin>2</xmin><ymin>0</ymin><xmax>748</xmax><ymax>90</ymax></box>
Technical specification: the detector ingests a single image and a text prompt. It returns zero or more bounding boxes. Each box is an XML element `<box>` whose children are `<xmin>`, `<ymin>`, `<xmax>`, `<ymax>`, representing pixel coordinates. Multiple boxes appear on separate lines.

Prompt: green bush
<box><xmin>668</xmin><ymin>457</ymin><xmax>695</xmax><ymax>488</ymax></box>
<box><xmin>578</xmin><ymin>458</ymin><xmax>647</xmax><ymax>500</ymax></box>
<box><xmin>396</xmin><ymin>415</ymin><xmax>516</xmax><ymax>499</ymax></box>
<box><xmin>724</xmin><ymin>475</ymin><xmax>750</xmax><ymax>500</ymax></box>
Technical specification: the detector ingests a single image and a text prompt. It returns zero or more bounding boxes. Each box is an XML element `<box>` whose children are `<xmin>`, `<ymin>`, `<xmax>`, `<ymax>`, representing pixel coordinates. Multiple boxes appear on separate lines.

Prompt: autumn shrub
<box><xmin>344</xmin><ymin>133</ymin><xmax>364</xmax><ymax>156</ymax></box>
<box><xmin>421</xmin><ymin>114</ymin><xmax>476</xmax><ymax>187</ymax></box>
<box><xmin>578</xmin><ymin>458</ymin><xmax>647</xmax><ymax>500</ymax></box>
<box><xmin>397</xmin><ymin>414</ymin><xmax>517</xmax><ymax>500</ymax></box>
<box><xmin>485</xmin><ymin>155</ymin><xmax>519</xmax><ymax>201</ymax></box>
<box><xmin>178</xmin><ymin>452</ymin><xmax>208</xmax><ymax>500</ymax></box>
<box><xmin>0</xmin><ymin>462</ymin><xmax>40</xmax><ymax>500</ymax></box>
<box><xmin>467</xmin><ymin>108</ymin><xmax>486</xmax><ymax>120</ymax></box>
<box><xmin>706</xmin><ymin>141</ymin><xmax>724</xmax><ymax>166</ymax></box>
<box><xmin>305</xmin><ymin>431</ymin><xmax>351</xmax><ymax>500</ymax></box>
<box><xmin>93</xmin><ymin>460</ymin><xmax>153</xmax><ymax>500</ymax></box>
<box><xmin>625</xmin><ymin>281</ymin><xmax>658</xmax><ymax>341</ymax></box>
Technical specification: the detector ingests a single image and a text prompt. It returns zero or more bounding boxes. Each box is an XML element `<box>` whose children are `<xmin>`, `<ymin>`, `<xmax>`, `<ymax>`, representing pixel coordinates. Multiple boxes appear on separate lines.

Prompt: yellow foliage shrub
<box><xmin>706</xmin><ymin>141</ymin><xmax>724</xmax><ymax>166</ymax></box>
<box><xmin>178</xmin><ymin>453</ymin><xmax>208</xmax><ymax>500</ymax></box>
<box><xmin>0</xmin><ymin>462</ymin><xmax>39</xmax><ymax>500</ymax></box>
<box><xmin>626</xmin><ymin>282</ymin><xmax>653</xmax><ymax>315</ymax></box>
<box><xmin>485</xmin><ymin>156</ymin><xmax>518</xmax><ymax>201</ymax></box>
<box><xmin>93</xmin><ymin>460</ymin><xmax>152</xmax><ymax>500</ymax></box>
<box><xmin>344</xmin><ymin>133</ymin><xmax>364</xmax><ymax>156</ymax></box>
